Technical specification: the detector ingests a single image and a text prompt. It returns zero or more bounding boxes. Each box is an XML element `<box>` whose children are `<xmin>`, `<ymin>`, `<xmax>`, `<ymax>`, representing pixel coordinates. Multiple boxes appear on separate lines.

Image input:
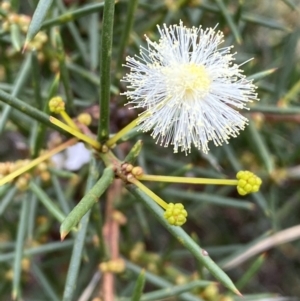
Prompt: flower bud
<box><xmin>77</xmin><ymin>113</ymin><xmax>92</xmax><ymax>126</ymax></box>
<box><xmin>49</xmin><ymin>96</ymin><xmax>65</xmax><ymax>113</ymax></box>
<box><xmin>236</xmin><ymin>170</ymin><xmax>262</xmax><ymax>196</ymax></box>
<box><xmin>164</xmin><ymin>203</ymin><xmax>187</xmax><ymax>226</ymax></box>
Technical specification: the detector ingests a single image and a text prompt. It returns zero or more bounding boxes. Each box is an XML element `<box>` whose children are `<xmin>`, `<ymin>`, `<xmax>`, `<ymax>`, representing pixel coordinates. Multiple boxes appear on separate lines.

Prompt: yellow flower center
<box><xmin>164</xmin><ymin>63</ymin><xmax>211</xmax><ymax>100</ymax></box>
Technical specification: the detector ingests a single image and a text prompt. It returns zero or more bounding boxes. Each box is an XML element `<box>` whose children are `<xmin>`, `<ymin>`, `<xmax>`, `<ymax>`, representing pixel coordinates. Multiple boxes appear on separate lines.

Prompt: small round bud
<box><xmin>101</xmin><ymin>145</ymin><xmax>109</xmax><ymax>153</ymax></box>
<box><xmin>40</xmin><ymin>171</ymin><xmax>51</xmax><ymax>182</ymax></box>
<box><xmin>1</xmin><ymin>2</ymin><xmax>11</xmax><ymax>11</ymax></box>
<box><xmin>99</xmin><ymin>259</ymin><xmax>125</xmax><ymax>273</ymax></box>
<box><xmin>92</xmin><ymin>234</ymin><xmax>100</xmax><ymax>247</ymax></box>
<box><xmin>18</xmin><ymin>15</ymin><xmax>30</xmax><ymax>26</ymax></box>
<box><xmin>202</xmin><ymin>284</ymin><xmax>219</xmax><ymax>300</ymax></box>
<box><xmin>125</xmin><ymin>164</ymin><xmax>133</xmax><ymax>172</ymax></box>
<box><xmin>107</xmin><ymin>258</ymin><xmax>125</xmax><ymax>273</ymax></box>
<box><xmin>126</xmin><ymin>174</ymin><xmax>134</xmax><ymax>182</ymax></box>
<box><xmin>36</xmin><ymin>31</ymin><xmax>48</xmax><ymax>43</ymax></box>
<box><xmin>121</xmin><ymin>163</ymin><xmax>128</xmax><ymax>170</ymax></box>
<box><xmin>112</xmin><ymin>210</ymin><xmax>127</xmax><ymax>225</ymax></box>
<box><xmin>164</xmin><ymin>203</ymin><xmax>187</xmax><ymax>226</ymax></box>
<box><xmin>20</xmin><ymin>24</ymin><xmax>29</xmax><ymax>32</ymax></box>
<box><xmin>131</xmin><ymin>166</ymin><xmax>143</xmax><ymax>177</ymax></box>
<box><xmin>23</xmin><ymin>173</ymin><xmax>31</xmax><ymax>181</ymax></box>
<box><xmin>7</xmin><ymin>162</ymin><xmax>17</xmax><ymax>174</ymax></box>
<box><xmin>21</xmin><ymin>258</ymin><xmax>31</xmax><ymax>272</ymax></box>
<box><xmin>2</xmin><ymin>21</ymin><xmax>10</xmax><ymax>31</ymax></box>
<box><xmin>50</xmin><ymin>60</ymin><xmax>60</xmax><ymax>72</ymax></box>
<box><xmin>5</xmin><ymin>269</ymin><xmax>13</xmax><ymax>281</ymax></box>
<box><xmin>49</xmin><ymin>96</ymin><xmax>65</xmax><ymax>113</ymax></box>
<box><xmin>130</xmin><ymin>242</ymin><xmax>145</xmax><ymax>261</ymax></box>
<box><xmin>8</xmin><ymin>13</ymin><xmax>19</xmax><ymax>24</ymax></box>
<box><xmin>236</xmin><ymin>170</ymin><xmax>262</xmax><ymax>196</ymax></box>
<box><xmin>0</xmin><ymin>162</ymin><xmax>9</xmax><ymax>175</ymax></box>
<box><xmin>77</xmin><ymin>113</ymin><xmax>92</xmax><ymax>126</ymax></box>
<box><xmin>147</xmin><ymin>262</ymin><xmax>158</xmax><ymax>274</ymax></box>
<box><xmin>99</xmin><ymin>262</ymin><xmax>108</xmax><ymax>272</ymax></box>
<box><xmin>15</xmin><ymin>176</ymin><xmax>29</xmax><ymax>191</ymax></box>
<box><xmin>37</xmin><ymin>215</ymin><xmax>48</xmax><ymax>225</ymax></box>
<box><xmin>175</xmin><ymin>275</ymin><xmax>187</xmax><ymax>285</ymax></box>
<box><xmin>36</xmin><ymin>162</ymin><xmax>48</xmax><ymax>173</ymax></box>
<box><xmin>37</xmin><ymin>52</ymin><xmax>45</xmax><ymax>62</ymax></box>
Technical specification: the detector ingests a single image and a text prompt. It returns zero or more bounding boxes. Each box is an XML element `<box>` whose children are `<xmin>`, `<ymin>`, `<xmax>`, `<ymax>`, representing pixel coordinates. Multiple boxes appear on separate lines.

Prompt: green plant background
<box><xmin>0</xmin><ymin>0</ymin><xmax>300</xmax><ymax>300</ymax></box>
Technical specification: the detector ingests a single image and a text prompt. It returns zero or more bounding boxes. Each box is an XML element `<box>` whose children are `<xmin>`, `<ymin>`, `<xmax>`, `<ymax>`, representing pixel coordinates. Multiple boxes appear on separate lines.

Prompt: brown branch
<box><xmin>261</xmin><ymin>113</ymin><xmax>300</xmax><ymax>123</ymax></box>
<box><xmin>101</xmin><ymin>179</ymin><xmax>122</xmax><ymax>301</ymax></box>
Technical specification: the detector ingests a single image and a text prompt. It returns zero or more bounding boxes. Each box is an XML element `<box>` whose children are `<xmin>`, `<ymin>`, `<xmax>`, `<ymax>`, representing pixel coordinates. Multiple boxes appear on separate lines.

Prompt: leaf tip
<box><xmin>234</xmin><ymin>288</ymin><xmax>243</xmax><ymax>297</ymax></box>
<box><xmin>22</xmin><ymin>41</ymin><xmax>28</xmax><ymax>54</ymax></box>
<box><xmin>60</xmin><ymin>230</ymin><xmax>68</xmax><ymax>241</ymax></box>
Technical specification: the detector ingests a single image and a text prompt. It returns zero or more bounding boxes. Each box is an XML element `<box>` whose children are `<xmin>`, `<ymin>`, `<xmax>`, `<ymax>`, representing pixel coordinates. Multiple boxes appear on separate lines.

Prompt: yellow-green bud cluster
<box><xmin>0</xmin><ymin>160</ymin><xmax>32</xmax><ymax>191</ymax></box>
<box><xmin>164</xmin><ymin>203</ymin><xmax>187</xmax><ymax>226</ymax></box>
<box><xmin>99</xmin><ymin>258</ymin><xmax>125</xmax><ymax>273</ymax></box>
<box><xmin>26</xmin><ymin>31</ymin><xmax>48</xmax><ymax>51</ymax></box>
<box><xmin>0</xmin><ymin>160</ymin><xmax>29</xmax><ymax>179</ymax></box>
<box><xmin>129</xmin><ymin>242</ymin><xmax>145</xmax><ymax>262</ymax></box>
<box><xmin>0</xmin><ymin>4</ymin><xmax>48</xmax><ymax>52</ymax></box>
<box><xmin>201</xmin><ymin>283</ymin><xmax>219</xmax><ymax>300</ymax></box>
<box><xmin>15</xmin><ymin>173</ymin><xmax>31</xmax><ymax>191</ymax></box>
<box><xmin>49</xmin><ymin>97</ymin><xmax>65</xmax><ymax>114</ymax></box>
<box><xmin>0</xmin><ymin>158</ymin><xmax>51</xmax><ymax>190</ymax></box>
<box><xmin>236</xmin><ymin>170</ymin><xmax>262</xmax><ymax>196</ymax></box>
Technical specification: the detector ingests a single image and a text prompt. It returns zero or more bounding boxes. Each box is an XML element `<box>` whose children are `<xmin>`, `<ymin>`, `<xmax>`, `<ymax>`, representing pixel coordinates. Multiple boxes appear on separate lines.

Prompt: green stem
<box><xmin>250</xmin><ymin>105</ymin><xmax>300</xmax><ymax>114</ymax></box>
<box><xmin>60</xmin><ymin>167</ymin><xmax>114</xmax><ymax>239</ymax></box>
<box><xmin>0</xmin><ymin>240</ymin><xmax>82</xmax><ymax>263</ymax></box>
<box><xmin>130</xmin><ymin>178</ymin><xmax>168</xmax><ymax>209</ymax></box>
<box><xmin>0</xmin><ymin>186</ymin><xmax>17</xmax><ymax>216</ymax></box>
<box><xmin>247</xmin><ymin>121</ymin><xmax>274</xmax><ymax>173</ymax></box>
<box><xmin>116</xmin><ymin>0</ymin><xmax>139</xmax><ymax>74</ymax></box>
<box><xmin>0</xmin><ymin>54</ymin><xmax>32</xmax><ymax>134</ymax></box>
<box><xmin>31</xmin><ymin>73</ymin><xmax>60</xmax><ymax>158</ymax></box>
<box><xmin>55</xmin><ymin>0</ymin><xmax>88</xmax><ymax>64</ymax></box>
<box><xmin>106</xmin><ymin>116</ymin><xmax>139</xmax><ymax>147</ymax></box>
<box><xmin>0</xmin><ymin>89</ymin><xmax>64</xmax><ymax>133</ymax></box>
<box><xmin>235</xmin><ymin>254</ymin><xmax>265</xmax><ymax>290</ymax></box>
<box><xmin>41</xmin><ymin>2</ymin><xmax>105</xmax><ymax>30</ymax></box>
<box><xmin>49</xmin><ymin>116</ymin><xmax>101</xmax><ymax>150</ymax></box>
<box><xmin>125</xmin><ymin>261</ymin><xmax>203</xmax><ymax>301</ymax></box>
<box><xmin>138</xmin><ymin>175</ymin><xmax>238</xmax><ymax>186</ymax></box>
<box><xmin>55</xmin><ymin>31</ymin><xmax>74</xmax><ymax>113</ymax></box>
<box><xmin>12</xmin><ymin>194</ymin><xmax>30</xmax><ymax>300</ymax></box>
<box><xmin>129</xmin><ymin>280</ymin><xmax>212</xmax><ymax>301</ymax></box>
<box><xmin>62</xmin><ymin>158</ymin><xmax>99</xmax><ymax>301</ymax></box>
<box><xmin>97</xmin><ymin>0</ymin><xmax>116</xmax><ymax>143</ymax></box>
<box><xmin>31</xmin><ymin>263</ymin><xmax>60</xmax><ymax>301</ymax></box>
<box><xmin>29</xmin><ymin>181</ymin><xmax>66</xmax><ymax>223</ymax></box>
<box><xmin>31</xmin><ymin>50</ymin><xmax>43</xmax><ymax>109</ymax></box>
<box><xmin>130</xmin><ymin>270</ymin><xmax>145</xmax><ymax>301</ymax></box>
<box><xmin>214</xmin><ymin>0</ymin><xmax>242</xmax><ymax>44</ymax></box>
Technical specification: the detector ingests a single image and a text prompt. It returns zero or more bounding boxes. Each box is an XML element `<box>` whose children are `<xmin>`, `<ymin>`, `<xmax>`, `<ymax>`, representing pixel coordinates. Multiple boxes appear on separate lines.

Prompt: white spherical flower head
<box><xmin>122</xmin><ymin>22</ymin><xmax>258</xmax><ymax>154</ymax></box>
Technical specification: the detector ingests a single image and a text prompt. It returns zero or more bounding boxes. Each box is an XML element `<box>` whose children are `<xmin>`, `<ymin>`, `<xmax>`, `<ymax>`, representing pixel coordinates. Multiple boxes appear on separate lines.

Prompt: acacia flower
<box><xmin>122</xmin><ymin>21</ymin><xmax>258</xmax><ymax>154</ymax></box>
